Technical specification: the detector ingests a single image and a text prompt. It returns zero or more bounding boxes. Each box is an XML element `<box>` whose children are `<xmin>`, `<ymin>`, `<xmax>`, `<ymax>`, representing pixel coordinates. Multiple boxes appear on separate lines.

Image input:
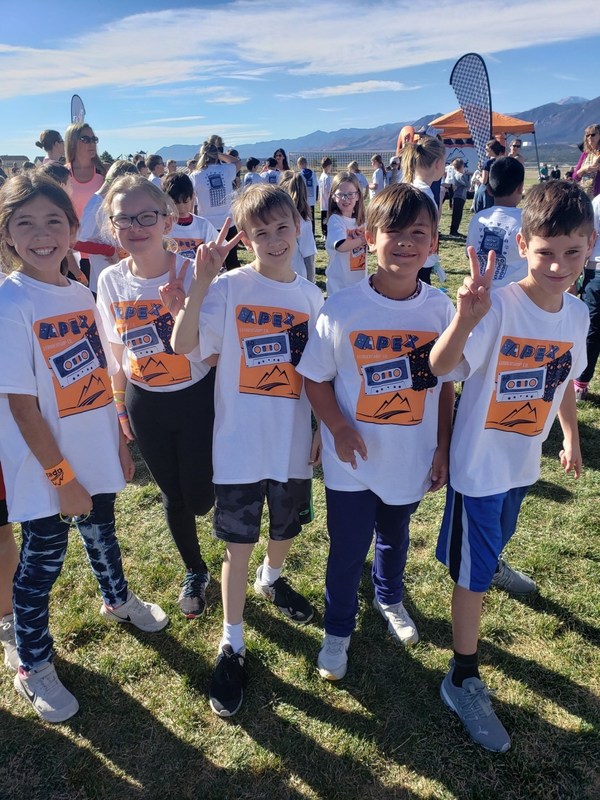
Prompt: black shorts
<box><xmin>213</xmin><ymin>479</ymin><xmax>312</xmax><ymax>544</ymax></box>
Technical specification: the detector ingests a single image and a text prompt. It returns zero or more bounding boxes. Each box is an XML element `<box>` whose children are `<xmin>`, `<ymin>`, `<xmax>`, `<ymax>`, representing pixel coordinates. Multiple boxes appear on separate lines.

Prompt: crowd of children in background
<box><xmin>0</xmin><ymin>122</ymin><xmax>599</xmax><ymax>758</ymax></box>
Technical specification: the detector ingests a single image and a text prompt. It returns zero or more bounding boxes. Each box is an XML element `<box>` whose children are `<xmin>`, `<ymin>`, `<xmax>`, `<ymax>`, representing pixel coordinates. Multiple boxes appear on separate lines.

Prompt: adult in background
<box><xmin>273</xmin><ymin>148</ymin><xmax>290</xmax><ymax>172</ymax></box>
<box><xmin>191</xmin><ymin>139</ymin><xmax>241</xmax><ymax>270</ymax></box>
<box><xmin>573</xmin><ymin>124</ymin><xmax>600</xmax><ymax>199</ymax></box>
<box><xmin>508</xmin><ymin>139</ymin><xmax>525</xmax><ymax>166</ymax></box>
<box><xmin>473</xmin><ymin>139</ymin><xmax>505</xmax><ymax>212</ymax></box>
<box><xmin>35</xmin><ymin>130</ymin><xmax>65</xmax><ymax>164</ymax></box>
<box><xmin>65</xmin><ymin>122</ymin><xmax>106</xmax><ymax>220</ymax></box>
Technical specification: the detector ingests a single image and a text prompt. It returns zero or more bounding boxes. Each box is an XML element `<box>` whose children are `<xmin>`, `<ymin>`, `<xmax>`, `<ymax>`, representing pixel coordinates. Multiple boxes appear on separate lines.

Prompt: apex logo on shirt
<box><xmin>485</xmin><ymin>335</ymin><xmax>573</xmax><ymax>436</ymax></box>
<box><xmin>351</xmin><ymin>329</ymin><xmax>438</xmax><ymax>425</ymax></box>
<box><xmin>236</xmin><ymin>304</ymin><xmax>309</xmax><ymax>399</ymax></box>
<box><xmin>35</xmin><ymin>310</ymin><xmax>111</xmax><ymax>419</ymax></box>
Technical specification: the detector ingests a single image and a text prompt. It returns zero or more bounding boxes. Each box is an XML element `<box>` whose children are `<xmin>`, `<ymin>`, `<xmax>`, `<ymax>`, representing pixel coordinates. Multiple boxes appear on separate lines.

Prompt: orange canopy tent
<box><xmin>429</xmin><ymin>108</ymin><xmax>535</xmax><ymax>138</ymax></box>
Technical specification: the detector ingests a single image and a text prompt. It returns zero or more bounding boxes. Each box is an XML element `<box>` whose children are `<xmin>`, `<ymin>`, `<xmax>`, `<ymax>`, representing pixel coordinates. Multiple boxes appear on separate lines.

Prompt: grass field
<box><xmin>1</xmin><ymin>181</ymin><xmax>599</xmax><ymax>800</ymax></box>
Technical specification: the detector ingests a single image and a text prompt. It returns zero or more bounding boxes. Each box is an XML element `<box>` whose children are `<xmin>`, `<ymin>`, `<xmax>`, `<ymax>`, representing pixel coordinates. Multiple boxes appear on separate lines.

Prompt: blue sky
<box><xmin>1</xmin><ymin>0</ymin><xmax>599</xmax><ymax>159</ymax></box>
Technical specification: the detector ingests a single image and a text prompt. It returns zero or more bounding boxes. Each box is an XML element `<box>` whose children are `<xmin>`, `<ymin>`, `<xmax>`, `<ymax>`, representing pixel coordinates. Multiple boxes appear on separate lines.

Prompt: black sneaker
<box><xmin>253</xmin><ymin>566</ymin><xmax>314</xmax><ymax>624</ymax></box>
<box><xmin>177</xmin><ymin>570</ymin><xmax>210</xmax><ymax>618</ymax></box>
<box><xmin>209</xmin><ymin>645</ymin><xmax>248</xmax><ymax>717</ymax></box>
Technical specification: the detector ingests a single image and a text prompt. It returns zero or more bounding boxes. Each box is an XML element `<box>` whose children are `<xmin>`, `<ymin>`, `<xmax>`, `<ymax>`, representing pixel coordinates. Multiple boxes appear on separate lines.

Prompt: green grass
<box><xmin>1</xmin><ymin>194</ymin><xmax>599</xmax><ymax>800</ymax></box>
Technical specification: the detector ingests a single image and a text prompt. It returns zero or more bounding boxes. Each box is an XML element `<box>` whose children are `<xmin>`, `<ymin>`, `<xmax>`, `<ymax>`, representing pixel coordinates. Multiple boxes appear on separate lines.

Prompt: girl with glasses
<box><xmin>97</xmin><ymin>176</ymin><xmax>226</xmax><ymax>622</ymax></box>
<box><xmin>325</xmin><ymin>171</ymin><xmax>367</xmax><ymax>296</ymax></box>
<box><xmin>0</xmin><ymin>174</ymin><xmax>167</xmax><ymax>722</ymax></box>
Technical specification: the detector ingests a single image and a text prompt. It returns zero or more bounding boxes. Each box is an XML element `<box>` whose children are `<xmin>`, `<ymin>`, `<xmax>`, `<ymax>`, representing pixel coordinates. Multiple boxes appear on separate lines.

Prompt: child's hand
<box><xmin>57</xmin><ymin>479</ymin><xmax>93</xmax><ymax>518</ymax></box>
<box><xmin>332</xmin><ymin>422</ymin><xmax>368</xmax><ymax>469</ymax></box>
<box><xmin>559</xmin><ymin>440</ymin><xmax>582</xmax><ymax>479</ymax></box>
<box><xmin>117</xmin><ymin>413</ymin><xmax>135</xmax><ymax>443</ymax></box>
<box><xmin>119</xmin><ymin>438</ymin><xmax>135</xmax><ymax>481</ymax></box>
<box><xmin>428</xmin><ymin>445</ymin><xmax>448</xmax><ymax>492</ymax></box>
<box><xmin>159</xmin><ymin>257</ymin><xmax>191</xmax><ymax>316</ymax></box>
<box><xmin>194</xmin><ymin>219</ymin><xmax>244</xmax><ymax>283</ymax></box>
<box><xmin>456</xmin><ymin>247</ymin><xmax>495</xmax><ymax>321</ymax></box>
<box><xmin>309</xmin><ymin>427</ymin><xmax>322</xmax><ymax>467</ymax></box>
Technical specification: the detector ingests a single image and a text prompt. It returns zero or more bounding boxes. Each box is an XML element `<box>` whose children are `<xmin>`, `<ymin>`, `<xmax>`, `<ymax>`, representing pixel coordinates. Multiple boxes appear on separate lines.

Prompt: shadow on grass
<box><xmin>527</xmin><ymin>479</ymin><xmax>573</xmax><ymax>502</ymax></box>
<box><xmin>513</xmin><ymin>591</ymin><xmax>600</xmax><ymax>646</ymax></box>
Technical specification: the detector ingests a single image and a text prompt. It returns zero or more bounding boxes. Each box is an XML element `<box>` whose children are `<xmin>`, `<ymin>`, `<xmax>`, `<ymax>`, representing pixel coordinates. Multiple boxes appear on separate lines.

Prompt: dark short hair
<box><xmin>163</xmin><ymin>172</ymin><xmax>194</xmax><ymax>203</ymax></box>
<box><xmin>487</xmin><ymin>139</ymin><xmax>505</xmax><ymax>157</ymax></box>
<box><xmin>37</xmin><ymin>162</ymin><xmax>71</xmax><ymax>186</ymax></box>
<box><xmin>246</xmin><ymin>157</ymin><xmax>260</xmax><ymax>171</ymax></box>
<box><xmin>488</xmin><ymin>157</ymin><xmax>525</xmax><ymax>197</ymax></box>
<box><xmin>366</xmin><ymin>183</ymin><xmax>437</xmax><ymax>237</ymax></box>
<box><xmin>266</xmin><ymin>158</ymin><xmax>277</xmax><ymax>169</ymax></box>
<box><xmin>521</xmin><ymin>180</ymin><xmax>594</xmax><ymax>240</ymax></box>
<box><xmin>147</xmin><ymin>154</ymin><xmax>164</xmax><ymax>172</ymax></box>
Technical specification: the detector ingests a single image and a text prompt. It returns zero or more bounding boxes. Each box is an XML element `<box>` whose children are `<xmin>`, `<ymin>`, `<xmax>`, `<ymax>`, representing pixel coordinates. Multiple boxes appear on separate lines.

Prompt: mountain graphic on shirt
<box><xmin>498</xmin><ymin>402</ymin><xmax>538</xmax><ymax>428</ymax></box>
<box><xmin>254</xmin><ymin>365</ymin><xmax>293</xmax><ymax>393</ymax></box>
<box><xmin>140</xmin><ymin>356</ymin><xmax>170</xmax><ymax>381</ymax></box>
<box><xmin>372</xmin><ymin>393</ymin><xmax>413</xmax><ymax>420</ymax></box>
<box><xmin>75</xmin><ymin>373</ymin><xmax>108</xmax><ymax>408</ymax></box>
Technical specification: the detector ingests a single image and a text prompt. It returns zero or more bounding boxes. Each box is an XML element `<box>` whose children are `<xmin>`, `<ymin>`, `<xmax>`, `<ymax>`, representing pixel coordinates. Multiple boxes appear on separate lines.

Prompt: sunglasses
<box><xmin>511</xmin><ymin>143</ymin><xmax>521</xmax><ymax>148</ymax></box>
<box><xmin>79</xmin><ymin>135</ymin><xmax>99</xmax><ymax>144</ymax></box>
<box><xmin>110</xmin><ymin>211</ymin><xmax>167</xmax><ymax>229</ymax></box>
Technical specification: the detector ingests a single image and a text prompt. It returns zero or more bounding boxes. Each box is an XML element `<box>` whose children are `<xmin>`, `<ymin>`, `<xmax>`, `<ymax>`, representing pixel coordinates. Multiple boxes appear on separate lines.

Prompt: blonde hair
<box><xmin>400</xmin><ymin>137</ymin><xmax>445</xmax><ymax>184</ymax></box>
<box><xmin>583</xmin><ymin>124</ymin><xmax>600</xmax><ymax>153</ymax></box>
<box><xmin>279</xmin><ymin>171</ymin><xmax>311</xmax><ymax>221</ymax></box>
<box><xmin>65</xmin><ymin>123</ymin><xmax>106</xmax><ymax>176</ymax></box>
<box><xmin>231</xmin><ymin>183</ymin><xmax>301</xmax><ymax>234</ymax></box>
<box><xmin>102</xmin><ymin>175</ymin><xmax>177</xmax><ymax>248</ymax></box>
<box><xmin>327</xmin><ymin>171</ymin><xmax>365</xmax><ymax>225</ymax></box>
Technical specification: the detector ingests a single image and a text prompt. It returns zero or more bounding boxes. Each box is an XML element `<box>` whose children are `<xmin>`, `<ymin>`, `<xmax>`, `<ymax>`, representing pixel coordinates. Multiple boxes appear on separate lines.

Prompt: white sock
<box><xmin>220</xmin><ymin>622</ymin><xmax>244</xmax><ymax>654</ymax></box>
<box><xmin>261</xmin><ymin>559</ymin><xmax>281</xmax><ymax>586</ymax></box>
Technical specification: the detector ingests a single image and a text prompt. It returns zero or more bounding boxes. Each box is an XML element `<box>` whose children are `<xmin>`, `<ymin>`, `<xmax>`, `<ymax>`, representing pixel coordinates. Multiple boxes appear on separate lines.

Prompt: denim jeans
<box><xmin>13</xmin><ymin>493</ymin><xmax>128</xmax><ymax>671</ymax></box>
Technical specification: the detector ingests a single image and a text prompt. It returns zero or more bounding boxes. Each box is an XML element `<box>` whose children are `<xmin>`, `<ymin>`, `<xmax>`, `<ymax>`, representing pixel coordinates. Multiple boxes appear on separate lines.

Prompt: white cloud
<box><xmin>206</xmin><ymin>93</ymin><xmax>250</xmax><ymax>105</ymax></box>
<box><xmin>282</xmin><ymin>81</ymin><xmax>416</xmax><ymax>100</ymax></box>
<box><xmin>141</xmin><ymin>115</ymin><xmax>207</xmax><ymax>124</ymax></box>
<box><xmin>0</xmin><ymin>1</ymin><xmax>598</xmax><ymax>99</ymax></box>
<box><xmin>98</xmin><ymin>122</ymin><xmax>271</xmax><ymax>145</ymax></box>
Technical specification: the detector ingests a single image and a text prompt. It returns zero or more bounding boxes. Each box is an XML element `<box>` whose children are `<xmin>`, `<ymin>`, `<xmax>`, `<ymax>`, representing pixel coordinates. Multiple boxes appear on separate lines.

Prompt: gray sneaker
<box><xmin>317</xmin><ymin>633</ymin><xmax>351</xmax><ymax>681</ymax></box>
<box><xmin>373</xmin><ymin>597</ymin><xmax>419</xmax><ymax>646</ymax></box>
<box><xmin>14</xmin><ymin>662</ymin><xmax>79</xmax><ymax>723</ymax></box>
<box><xmin>0</xmin><ymin>613</ymin><xmax>19</xmax><ymax>672</ymax></box>
<box><xmin>490</xmin><ymin>558</ymin><xmax>536</xmax><ymax>595</ymax></box>
<box><xmin>440</xmin><ymin>661</ymin><xmax>511</xmax><ymax>753</ymax></box>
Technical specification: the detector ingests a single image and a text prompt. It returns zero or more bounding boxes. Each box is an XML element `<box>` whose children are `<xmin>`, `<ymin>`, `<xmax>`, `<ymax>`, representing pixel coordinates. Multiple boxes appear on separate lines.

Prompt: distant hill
<box><xmin>157</xmin><ymin>96</ymin><xmax>599</xmax><ymax>163</ymax></box>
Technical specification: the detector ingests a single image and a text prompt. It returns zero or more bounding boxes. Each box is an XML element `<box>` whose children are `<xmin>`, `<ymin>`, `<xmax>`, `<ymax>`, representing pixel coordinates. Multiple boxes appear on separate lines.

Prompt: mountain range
<box><xmin>157</xmin><ymin>96</ymin><xmax>599</xmax><ymax>162</ymax></box>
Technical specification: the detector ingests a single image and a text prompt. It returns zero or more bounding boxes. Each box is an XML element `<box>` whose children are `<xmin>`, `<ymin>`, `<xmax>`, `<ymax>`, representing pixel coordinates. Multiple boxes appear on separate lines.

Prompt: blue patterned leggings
<box><xmin>13</xmin><ymin>493</ymin><xmax>128</xmax><ymax>671</ymax></box>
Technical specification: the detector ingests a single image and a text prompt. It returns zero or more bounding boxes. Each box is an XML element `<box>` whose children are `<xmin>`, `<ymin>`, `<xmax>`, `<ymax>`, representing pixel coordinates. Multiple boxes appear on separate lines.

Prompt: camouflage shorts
<box><xmin>213</xmin><ymin>479</ymin><xmax>313</xmax><ymax>544</ymax></box>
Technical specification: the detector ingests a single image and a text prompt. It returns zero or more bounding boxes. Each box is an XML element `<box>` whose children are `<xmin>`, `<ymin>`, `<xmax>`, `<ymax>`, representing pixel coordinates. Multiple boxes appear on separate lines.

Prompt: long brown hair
<box><xmin>279</xmin><ymin>171</ymin><xmax>311</xmax><ymax>221</ymax></box>
<box><xmin>327</xmin><ymin>171</ymin><xmax>365</xmax><ymax>225</ymax></box>
<box><xmin>65</xmin><ymin>123</ymin><xmax>106</xmax><ymax>176</ymax></box>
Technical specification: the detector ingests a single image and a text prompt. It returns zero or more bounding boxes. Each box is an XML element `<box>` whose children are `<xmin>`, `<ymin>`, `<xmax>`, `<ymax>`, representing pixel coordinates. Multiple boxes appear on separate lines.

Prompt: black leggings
<box><xmin>126</xmin><ymin>371</ymin><xmax>215</xmax><ymax>573</ymax></box>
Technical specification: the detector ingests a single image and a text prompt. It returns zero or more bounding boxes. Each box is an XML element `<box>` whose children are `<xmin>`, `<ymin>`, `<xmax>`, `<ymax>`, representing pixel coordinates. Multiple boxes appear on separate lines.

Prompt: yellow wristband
<box><xmin>45</xmin><ymin>459</ymin><xmax>75</xmax><ymax>488</ymax></box>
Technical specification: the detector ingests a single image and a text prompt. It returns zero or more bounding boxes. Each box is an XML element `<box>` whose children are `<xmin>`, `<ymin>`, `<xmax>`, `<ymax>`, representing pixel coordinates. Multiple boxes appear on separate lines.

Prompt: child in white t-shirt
<box><xmin>325</xmin><ymin>171</ymin><xmax>367</xmax><ymax>296</ymax></box>
<box><xmin>170</xmin><ymin>184</ymin><xmax>323</xmax><ymax>718</ymax></box>
<box><xmin>243</xmin><ymin>157</ymin><xmax>265</xmax><ymax>188</ymax></box>
<box><xmin>318</xmin><ymin>157</ymin><xmax>333</xmax><ymax>238</ymax></box>
<box><xmin>164</xmin><ymin>172</ymin><xmax>218</xmax><ymax>259</ymax></box>
<box><xmin>0</xmin><ymin>174</ymin><xmax>167</xmax><ymax>723</ymax></box>
<box><xmin>261</xmin><ymin>158</ymin><xmax>281</xmax><ymax>185</ymax></box>
<box><xmin>298</xmin><ymin>183</ymin><xmax>454</xmax><ymax>680</ymax></box>
<box><xmin>429</xmin><ymin>180</ymin><xmax>594</xmax><ymax>753</ymax></box>
<box><xmin>466</xmin><ymin>156</ymin><xmax>526</xmax><ymax>289</ymax></box>
<box><xmin>280</xmin><ymin>170</ymin><xmax>317</xmax><ymax>282</ymax></box>
<box><xmin>297</xmin><ymin>157</ymin><xmax>318</xmax><ymax>234</ymax></box>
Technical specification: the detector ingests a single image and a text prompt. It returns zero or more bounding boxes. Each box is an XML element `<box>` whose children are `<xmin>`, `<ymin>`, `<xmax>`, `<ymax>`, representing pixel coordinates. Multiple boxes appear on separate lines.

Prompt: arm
<box><xmin>429</xmin><ymin>247</ymin><xmax>496</xmax><ymax>376</ymax></box>
<box><xmin>8</xmin><ymin>394</ymin><xmax>92</xmax><ymax>517</ymax></box>
<box><xmin>304</xmin><ymin>378</ymin><xmax>367</xmax><ymax>469</ymax></box>
<box><xmin>572</xmin><ymin>152</ymin><xmax>586</xmax><ymax>182</ymax></box>
<box><xmin>108</xmin><ymin>343</ymin><xmax>135</xmax><ymax>442</ymax></box>
<box><xmin>335</xmin><ymin>227</ymin><xmax>366</xmax><ymax>253</ymax></box>
<box><xmin>429</xmin><ymin>380</ymin><xmax>454</xmax><ymax>492</ymax></box>
<box><xmin>557</xmin><ymin>382</ymin><xmax>582</xmax><ymax>478</ymax></box>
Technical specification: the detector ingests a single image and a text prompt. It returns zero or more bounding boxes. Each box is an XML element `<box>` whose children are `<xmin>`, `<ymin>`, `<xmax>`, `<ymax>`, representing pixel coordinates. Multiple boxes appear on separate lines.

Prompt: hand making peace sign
<box><xmin>456</xmin><ymin>246</ymin><xmax>496</xmax><ymax>322</ymax></box>
<box><xmin>159</xmin><ymin>253</ymin><xmax>191</xmax><ymax>317</ymax></box>
<box><xmin>194</xmin><ymin>218</ymin><xmax>244</xmax><ymax>284</ymax></box>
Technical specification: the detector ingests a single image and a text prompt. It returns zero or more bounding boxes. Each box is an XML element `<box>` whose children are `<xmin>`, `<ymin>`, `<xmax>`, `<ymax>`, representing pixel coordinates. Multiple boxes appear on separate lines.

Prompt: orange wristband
<box><xmin>45</xmin><ymin>459</ymin><xmax>75</xmax><ymax>488</ymax></box>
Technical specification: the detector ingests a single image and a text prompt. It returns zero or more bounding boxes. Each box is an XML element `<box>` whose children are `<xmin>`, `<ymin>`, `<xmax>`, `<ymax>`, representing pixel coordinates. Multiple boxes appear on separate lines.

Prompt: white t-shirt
<box><xmin>412</xmin><ymin>178</ymin><xmax>439</xmax><ymax>272</ymax></box>
<box><xmin>243</xmin><ymin>172</ymin><xmax>264</xmax><ymax>187</ymax></box>
<box><xmin>148</xmin><ymin>174</ymin><xmax>163</xmax><ymax>187</ymax></box>
<box><xmin>353</xmin><ymin>171</ymin><xmax>369</xmax><ymax>194</ymax></box>
<box><xmin>297</xmin><ymin>278</ymin><xmax>455</xmax><ymax>504</ymax></box>
<box><xmin>300</xmin><ymin>168</ymin><xmax>318</xmax><ymax>206</ymax></box>
<box><xmin>466</xmin><ymin>206</ymin><xmax>526</xmax><ymax>288</ymax></box>
<box><xmin>197</xmin><ymin>265</ymin><xmax>324</xmax><ymax>484</ymax></box>
<box><xmin>262</xmin><ymin>169</ymin><xmax>280</xmax><ymax>185</ymax></box>
<box><xmin>319</xmin><ymin>172</ymin><xmax>332</xmax><ymax>211</ymax></box>
<box><xmin>78</xmin><ymin>192</ymin><xmax>115</xmax><ymax>294</ymax></box>
<box><xmin>447</xmin><ymin>283</ymin><xmax>589</xmax><ymax>497</ymax></box>
<box><xmin>369</xmin><ymin>167</ymin><xmax>386</xmax><ymax>199</ymax></box>
<box><xmin>96</xmin><ymin>255</ymin><xmax>211</xmax><ymax>392</ymax></box>
<box><xmin>170</xmin><ymin>214</ymin><xmax>218</xmax><ymax>259</ymax></box>
<box><xmin>191</xmin><ymin>163</ymin><xmax>237</xmax><ymax>228</ymax></box>
<box><xmin>590</xmin><ymin>194</ymin><xmax>600</xmax><ymax>266</ymax></box>
<box><xmin>325</xmin><ymin>214</ymin><xmax>367</xmax><ymax>296</ymax></box>
<box><xmin>0</xmin><ymin>273</ymin><xmax>124</xmax><ymax>522</ymax></box>
<box><xmin>291</xmin><ymin>219</ymin><xmax>317</xmax><ymax>280</ymax></box>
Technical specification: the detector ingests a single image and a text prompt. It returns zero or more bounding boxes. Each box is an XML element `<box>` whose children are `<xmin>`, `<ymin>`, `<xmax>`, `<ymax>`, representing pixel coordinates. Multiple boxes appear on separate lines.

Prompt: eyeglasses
<box><xmin>79</xmin><ymin>135</ymin><xmax>99</xmax><ymax>144</ymax></box>
<box><xmin>110</xmin><ymin>211</ymin><xmax>167</xmax><ymax>229</ymax></box>
<box><xmin>334</xmin><ymin>191</ymin><xmax>359</xmax><ymax>200</ymax></box>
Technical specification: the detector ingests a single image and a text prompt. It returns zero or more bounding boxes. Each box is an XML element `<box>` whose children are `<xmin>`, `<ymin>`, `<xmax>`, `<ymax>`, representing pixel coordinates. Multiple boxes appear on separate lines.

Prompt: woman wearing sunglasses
<box><xmin>65</xmin><ymin>123</ymin><xmax>106</xmax><ymax>220</ymax></box>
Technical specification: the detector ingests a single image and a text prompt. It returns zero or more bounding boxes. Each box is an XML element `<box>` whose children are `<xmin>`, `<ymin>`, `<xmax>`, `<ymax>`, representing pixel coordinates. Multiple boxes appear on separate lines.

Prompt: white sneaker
<box><xmin>0</xmin><ymin>613</ymin><xmax>19</xmax><ymax>672</ymax></box>
<box><xmin>373</xmin><ymin>597</ymin><xmax>419</xmax><ymax>646</ymax></box>
<box><xmin>317</xmin><ymin>633</ymin><xmax>351</xmax><ymax>680</ymax></box>
<box><xmin>101</xmin><ymin>590</ymin><xmax>169</xmax><ymax>632</ymax></box>
<box><xmin>14</xmin><ymin>662</ymin><xmax>79</xmax><ymax>723</ymax></box>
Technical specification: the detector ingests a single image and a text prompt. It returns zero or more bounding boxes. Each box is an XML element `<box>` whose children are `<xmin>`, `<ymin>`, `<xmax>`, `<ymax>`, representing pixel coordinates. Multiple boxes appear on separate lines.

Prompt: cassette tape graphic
<box><xmin>242</xmin><ymin>331</ymin><xmax>291</xmax><ymax>367</ymax></box>
<box><xmin>49</xmin><ymin>339</ymin><xmax>100</xmax><ymax>388</ymax></box>
<box><xmin>123</xmin><ymin>324</ymin><xmax>165</xmax><ymax>358</ymax></box>
<box><xmin>362</xmin><ymin>356</ymin><xmax>412</xmax><ymax>395</ymax></box>
<box><xmin>496</xmin><ymin>367</ymin><xmax>546</xmax><ymax>402</ymax></box>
